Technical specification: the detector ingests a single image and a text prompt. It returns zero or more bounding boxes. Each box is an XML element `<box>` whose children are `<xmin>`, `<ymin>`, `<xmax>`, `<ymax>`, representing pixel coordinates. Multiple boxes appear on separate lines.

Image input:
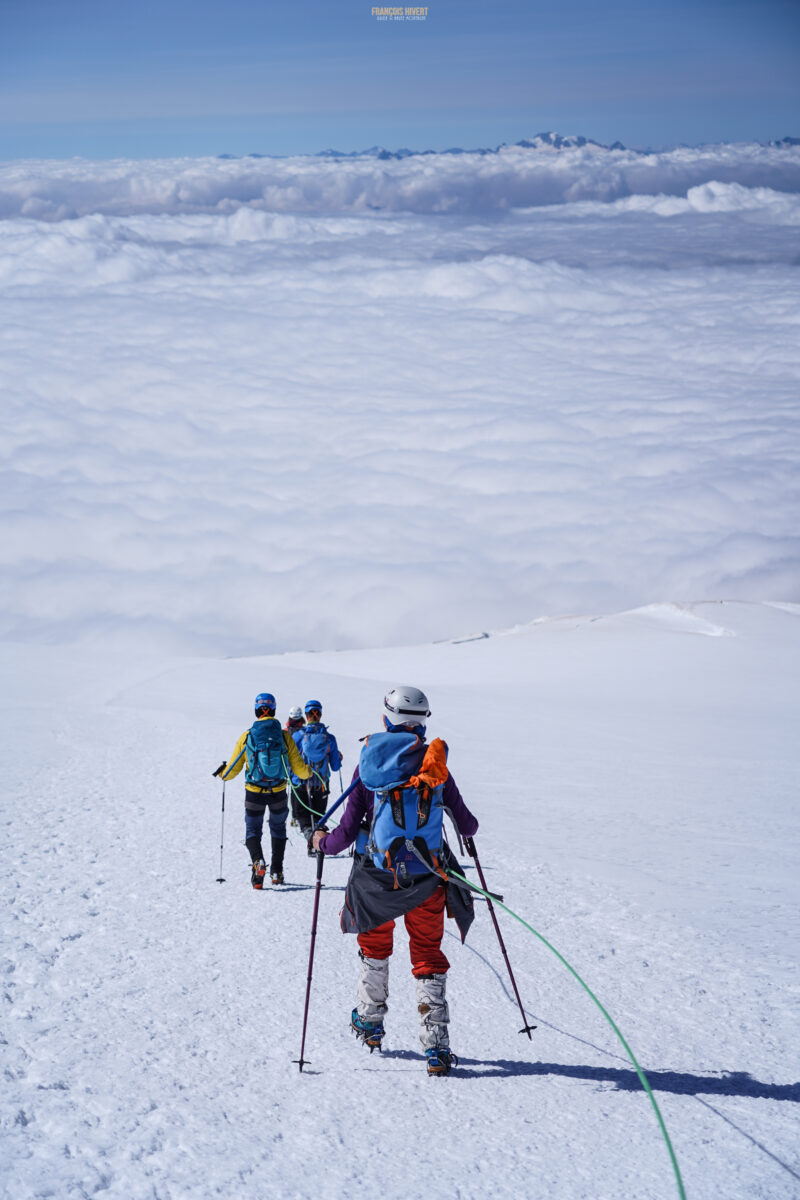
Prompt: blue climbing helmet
<box><xmin>304</xmin><ymin>699</ymin><xmax>322</xmax><ymax>716</ymax></box>
<box><xmin>254</xmin><ymin>692</ymin><xmax>276</xmax><ymax>714</ymax></box>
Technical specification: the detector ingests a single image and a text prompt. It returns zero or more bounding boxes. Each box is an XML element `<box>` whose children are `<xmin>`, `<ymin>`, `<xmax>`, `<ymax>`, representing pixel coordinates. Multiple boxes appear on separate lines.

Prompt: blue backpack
<box><xmin>360</xmin><ymin>731</ymin><xmax>448</xmax><ymax>883</ymax></box>
<box><xmin>245</xmin><ymin>719</ymin><xmax>286</xmax><ymax>787</ymax></box>
<box><xmin>300</xmin><ymin>722</ymin><xmax>332</xmax><ymax>779</ymax></box>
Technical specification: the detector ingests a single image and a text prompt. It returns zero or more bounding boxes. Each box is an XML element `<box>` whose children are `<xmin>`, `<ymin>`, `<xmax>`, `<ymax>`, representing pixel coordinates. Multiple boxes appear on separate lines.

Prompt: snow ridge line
<box><xmin>448</xmin><ymin>868</ymin><xmax>687</xmax><ymax>1200</ymax></box>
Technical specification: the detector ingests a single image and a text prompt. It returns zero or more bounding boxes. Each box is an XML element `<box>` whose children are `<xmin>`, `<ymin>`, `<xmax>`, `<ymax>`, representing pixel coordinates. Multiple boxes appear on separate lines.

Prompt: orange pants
<box><xmin>357</xmin><ymin>886</ymin><xmax>450</xmax><ymax>977</ymax></box>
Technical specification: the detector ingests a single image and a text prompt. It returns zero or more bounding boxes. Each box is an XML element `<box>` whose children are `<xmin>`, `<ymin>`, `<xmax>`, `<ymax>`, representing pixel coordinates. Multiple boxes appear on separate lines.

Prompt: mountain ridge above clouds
<box><xmin>3</xmin><ymin>136</ymin><xmax>800</xmax><ymax>221</ymax></box>
<box><xmin>311</xmin><ymin>132</ymin><xmax>627</xmax><ymax>159</ymax></box>
<box><xmin>230</xmin><ymin>131</ymin><xmax>800</xmax><ymax>162</ymax></box>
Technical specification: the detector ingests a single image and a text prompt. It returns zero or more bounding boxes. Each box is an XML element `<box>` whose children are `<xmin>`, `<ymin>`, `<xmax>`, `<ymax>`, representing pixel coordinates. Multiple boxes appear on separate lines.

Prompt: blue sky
<box><xmin>1</xmin><ymin>0</ymin><xmax>798</xmax><ymax>158</ymax></box>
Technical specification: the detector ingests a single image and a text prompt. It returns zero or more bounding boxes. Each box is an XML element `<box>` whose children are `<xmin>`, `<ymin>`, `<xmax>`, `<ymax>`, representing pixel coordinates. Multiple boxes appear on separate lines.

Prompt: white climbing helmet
<box><xmin>383</xmin><ymin>685</ymin><xmax>431</xmax><ymax>729</ymax></box>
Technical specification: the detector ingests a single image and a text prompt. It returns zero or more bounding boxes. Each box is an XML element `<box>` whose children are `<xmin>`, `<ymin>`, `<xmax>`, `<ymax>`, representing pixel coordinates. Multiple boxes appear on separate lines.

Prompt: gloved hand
<box><xmin>464</xmin><ymin>836</ymin><xmax>476</xmax><ymax>858</ymax></box>
<box><xmin>212</xmin><ymin>761</ymin><xmax>227</xmax><ymax>778</ymax></box>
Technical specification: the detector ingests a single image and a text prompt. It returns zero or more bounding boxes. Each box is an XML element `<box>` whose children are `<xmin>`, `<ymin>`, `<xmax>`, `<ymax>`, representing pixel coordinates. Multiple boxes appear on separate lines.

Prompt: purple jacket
<box><xmin>319</xmin><ymin>764</ymin><xmax>478</xmax><ymax>857</ymax></box>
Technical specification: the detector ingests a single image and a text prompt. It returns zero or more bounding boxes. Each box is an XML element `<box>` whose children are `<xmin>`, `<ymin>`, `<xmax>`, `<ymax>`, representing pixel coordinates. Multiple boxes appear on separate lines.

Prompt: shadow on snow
<box><xmin>453</xmin><ymin>1058</ymin><xmax>800</xmax><ymax>1102</ymax></box>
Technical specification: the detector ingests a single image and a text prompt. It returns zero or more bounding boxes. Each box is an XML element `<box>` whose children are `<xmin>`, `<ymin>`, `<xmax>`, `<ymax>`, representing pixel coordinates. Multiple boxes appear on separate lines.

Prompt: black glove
<box><xmin>464</xmin><ymin>836</ymin><xmax>476</xmax><ymax>858</ymax></box>
<box><xmin>212</xmin><ymin>761</ymin><xmax>227</xmax><ymax>778</ymax></box>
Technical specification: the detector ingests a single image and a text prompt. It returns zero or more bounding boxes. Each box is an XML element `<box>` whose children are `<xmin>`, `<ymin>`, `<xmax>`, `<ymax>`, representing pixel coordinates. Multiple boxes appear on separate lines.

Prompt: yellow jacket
<box><xmin>222</xmin><ymin>717</ymin><xmax>311</xmax><ymax>794</ymax></box>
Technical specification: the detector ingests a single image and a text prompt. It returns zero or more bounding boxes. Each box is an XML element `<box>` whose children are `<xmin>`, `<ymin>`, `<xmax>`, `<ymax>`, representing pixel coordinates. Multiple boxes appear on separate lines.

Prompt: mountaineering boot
<box><xmin>251</xmin><ymin>859</ymin><xmax>266</xmax><ymax>890</ymax></box>
<box><xmin>415</xmin><ymin>973</ymin><xmax>450</xmax><ymax>1051</ymax></box>
<box><xmin>351</xmin><ymin>1010</ymin><xmax>385</xmax><ymax>1051</ymax></box>
<box><xmin>425</xmin><ymin>1047</ymin><xmax>458</xmax><ymax>1076</ymax></box>
<box><xmin>270</xmin><ymin>837</ymin><xmax>286</xmax><ymax>885</ymax></box>
<box><xmin>351</xmin><ymin>953</ymin><xmax>389</xmax><ymax>1050</ymax></box>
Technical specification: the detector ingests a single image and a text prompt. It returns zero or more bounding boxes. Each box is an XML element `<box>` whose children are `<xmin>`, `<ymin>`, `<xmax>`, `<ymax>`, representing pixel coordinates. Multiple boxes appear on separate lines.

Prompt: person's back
<box><xmin>313</xmin><ymin>685</ymin><xmax>477</xmax><ymax>1075</ymax></box>
<box><xmin>219</xmin><ymin>693</ymin><xmax>310</xmax><ymax>887</ymax></box>
<box><xmin>295</xmin><ymin>700</ymin><xmax>343</xmax><ymax>849</ymax></box>
<box><xmin>285</xmin><ymin>706</ymin><xmax>305</xmax><ymax>825</ymax></box>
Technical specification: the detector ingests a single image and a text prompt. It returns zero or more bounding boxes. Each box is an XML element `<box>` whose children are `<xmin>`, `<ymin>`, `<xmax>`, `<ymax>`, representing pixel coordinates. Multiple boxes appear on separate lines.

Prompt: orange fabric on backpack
<box><xmin>408</xmin><ymin>737</ymin><xmax>449</xmax><ymax>791</ymax></box>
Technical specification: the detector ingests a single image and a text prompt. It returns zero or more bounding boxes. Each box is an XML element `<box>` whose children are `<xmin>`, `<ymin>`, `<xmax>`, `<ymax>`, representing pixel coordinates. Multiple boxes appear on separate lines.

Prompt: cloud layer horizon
<box><xmin>2</xmin><ymin>140</ymin><xmax>800</xmax><ymax>221</ymax></box>
<box><xmin>1</xmin><ymin>143</ymin><xmax>798</xmax><ymax>655</ymax></box>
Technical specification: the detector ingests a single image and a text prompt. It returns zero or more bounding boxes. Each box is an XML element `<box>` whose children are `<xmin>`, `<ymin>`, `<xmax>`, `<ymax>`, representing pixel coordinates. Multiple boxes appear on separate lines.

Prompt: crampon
<box><xmin>425</xmin><ymin>1047</ymin><xmax>458</xmax><ymax>1076</ymax></box>
<box><xmin>350</xmin><ymin>1009</ymin><xmax>385</xmax><ymax>1052</ymax></box>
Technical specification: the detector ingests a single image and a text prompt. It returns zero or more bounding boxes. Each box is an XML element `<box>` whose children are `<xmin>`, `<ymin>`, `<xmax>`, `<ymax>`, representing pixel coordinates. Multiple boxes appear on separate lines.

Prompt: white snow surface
<box><xmin>2</xmin><ymin>601</ymin><xmax>799</xmax><ymax>1199</ymax></box>
<box><xmin>1</xmin><ymin>145</ymin><xmax>799</xmax><ymax>655</ymax></box>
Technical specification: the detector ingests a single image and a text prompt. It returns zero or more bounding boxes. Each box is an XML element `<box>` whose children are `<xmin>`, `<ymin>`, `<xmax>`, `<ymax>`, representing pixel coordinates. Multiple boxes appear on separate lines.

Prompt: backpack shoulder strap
<box><xmin>365</xmin><ymin>788</ymin><xmax>390</xmax><ymax>871</ymax></box>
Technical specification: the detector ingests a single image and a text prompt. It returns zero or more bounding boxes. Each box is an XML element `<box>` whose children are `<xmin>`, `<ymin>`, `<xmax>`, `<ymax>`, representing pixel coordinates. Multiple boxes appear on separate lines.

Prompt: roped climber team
<box><xmin>213</xmin><ymin>685</ymin><xmax>478</xmax><ymax>1076</ymax></box>
<box><xmin>218</xmin><ymin>696</ymin><xmax>344</xmax><ymax>880</ymax></box>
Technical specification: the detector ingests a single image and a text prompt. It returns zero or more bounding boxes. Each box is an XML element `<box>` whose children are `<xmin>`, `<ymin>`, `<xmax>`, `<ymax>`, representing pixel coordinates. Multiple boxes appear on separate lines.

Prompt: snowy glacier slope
<box><xmin>2</xmin><ymin>601</ymin><xmax>798</xmax><ymax>1199</ymax></box>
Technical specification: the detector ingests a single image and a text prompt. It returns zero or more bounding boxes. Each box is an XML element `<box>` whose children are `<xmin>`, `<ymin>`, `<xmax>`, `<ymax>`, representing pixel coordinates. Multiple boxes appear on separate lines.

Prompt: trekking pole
<box><xmin>294</xmin><ymin>777</ymin><xmax>360</xmax><ymax>1071</ymax></box>
<box><xmin>212</xmin><ymin>762</ymin><xmax>227</xmax><ymax>883</ymax></box>
<box><xmin>338</xmin><ymin>768</ymin><xmax>344</xmax><ymax>793</ymax></box>
<box><xmin>465</xmin><ymin>837</ymin><xmax>536</xmax><ymax>1038</ymax></box>
<box><xmin>294</xmin><ymin>846</ymin><xmax>325</xmax><ymax>1072</ymax></box>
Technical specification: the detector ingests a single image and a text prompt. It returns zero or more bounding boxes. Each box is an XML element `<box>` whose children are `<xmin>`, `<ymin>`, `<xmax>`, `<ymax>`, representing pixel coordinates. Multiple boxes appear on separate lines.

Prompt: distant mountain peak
<box><xmin>310</xmin><ymin>133</ymin><xmax>629</xmax><ymax>161</ymax></box>
<box><xmin>514</xmin><ymin>132</ymin><xmax>610</xmax><ymax>150</ymax></box>
<box><xmin>215</xmin><ymin>133</ymin><xmax>799</xmax><ymax>163</ymax></box>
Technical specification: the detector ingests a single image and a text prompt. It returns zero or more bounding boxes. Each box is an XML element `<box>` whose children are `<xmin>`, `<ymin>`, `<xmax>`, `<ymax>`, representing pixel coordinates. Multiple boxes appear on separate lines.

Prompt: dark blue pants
<box><xmin>244</xmin><ymin>787</ymin><xmax>289</xmax><ymax>862</ymax></box>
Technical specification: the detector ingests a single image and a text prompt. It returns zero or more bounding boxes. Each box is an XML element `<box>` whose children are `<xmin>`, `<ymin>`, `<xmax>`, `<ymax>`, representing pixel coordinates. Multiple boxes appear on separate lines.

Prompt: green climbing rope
<box><xmin>285</xmin><ymin>770</ymin><xmax>342</xmax><ymax>829</ymax></box>
<box><xmin>448</xmin><ymin>868</ymin><xmax>686</xmax><ymax>1200</ymax></box>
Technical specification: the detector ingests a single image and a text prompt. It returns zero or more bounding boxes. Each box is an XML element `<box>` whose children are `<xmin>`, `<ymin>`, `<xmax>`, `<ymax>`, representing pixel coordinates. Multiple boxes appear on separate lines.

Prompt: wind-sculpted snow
<box><xmin>0</xmin><ymin>175</ymin><xmax>798</xmax><ymax>653</ymax></box>
<box><xmin>0</xmin><ymin>141</ymin><xmax>799</xmax><ymax>219</ymax></box>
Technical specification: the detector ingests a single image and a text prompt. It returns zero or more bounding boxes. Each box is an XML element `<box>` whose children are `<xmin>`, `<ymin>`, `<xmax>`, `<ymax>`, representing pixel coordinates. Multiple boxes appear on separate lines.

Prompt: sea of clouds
<box><xmin>2</xmin><ymin>141</ymin><xmax>800</xmax><ymax>220</ymax></box>
<box><xmin>1</xmin><ymin>142</ymin><xmax>799</xmax><ymax>654</ymax></box>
